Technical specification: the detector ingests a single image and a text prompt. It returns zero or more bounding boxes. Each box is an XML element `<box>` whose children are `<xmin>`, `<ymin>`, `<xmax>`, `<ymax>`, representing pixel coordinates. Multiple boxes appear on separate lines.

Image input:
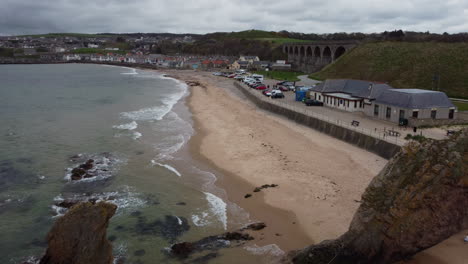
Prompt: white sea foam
<box><xmin>64</xmin><ymin>153</ymin><xmax>126</xmax><ymax>182</ymax></box>
<box><xmin>244</xmin><ymin>244</ymin><xmax>285</xmax><ymax>257</ymax></box>
<box><xmin>120</xmin><ymin>78</ymin><xmax>188</xmax><ymax>122</ymax></box>
<box><xmin>132</xmin><ymin>131</ymin><xmax>142</xmax><ymax>140</ymax></box>
<box><xmin>191</xmin><ymin>212</ymin><xmax>210</xmax><ymax>227</ymax></box>
<box><xmin>151</xmin><ymin>160</ymin><xmax>182</xmax><ymax>177</ymax></box>
<box><xmin>52</xmin><ymin>186</ymin><xmax>146</xmax><ymax>218</ymax></box>
<box><xmin>176</xmin><ymin>216</ymin><xmax>183</xmax><ymax>225</ymax></box>
<box><xmin>204</xmin><ymin>192</ymin><xmax>228</xmax><ymax>230</ymax></box>
<box><xmin>153</xmin><ymin>134</ymin><xmax>188</xmax><ymax>161</ymax></box>
<box><xmin>120</xmin><ymin>68</ymin><xmax>138</xmax><ymax>75</ymax></box>
<box><xmin>113</xmin><ymin>121</ymin><xmax>138</xmax><ymax>130</ymax></box>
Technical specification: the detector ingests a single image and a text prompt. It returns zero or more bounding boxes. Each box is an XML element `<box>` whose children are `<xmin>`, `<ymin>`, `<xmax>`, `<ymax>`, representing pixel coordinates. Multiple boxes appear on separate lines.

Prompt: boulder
<box><xmin>40</xmin><ymin>202</ymin><xmax>117</xmax><ymax>264</ymax></box>
<box><xmin>291</xmin><ymin>129</ymin><xmax>468</xmax><ymax>264</ymax></box>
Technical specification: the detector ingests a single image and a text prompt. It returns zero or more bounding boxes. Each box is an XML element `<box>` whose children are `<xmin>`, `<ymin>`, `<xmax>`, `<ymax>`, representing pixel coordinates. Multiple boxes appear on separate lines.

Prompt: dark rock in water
<box><xmin>291</xmin><ymin>129</ymin><xmax>468</xmax><ymax>264</ymax></box>
<box><xmin>108</xmin><ymin>235</ymin><xmax>117</xmax><ymax>242</ymax></box>
<box><xmin>130</xmin><ymin>211</ymin><xmax>142</xmax><ymax>217</ymax></box>
<box><xmin>135</xmin><ymin>215</ymin><xmax>190</xmax><ymax>242</ymax></box>
<box><xmin>244</xmin><ymin>194</ymin><xmax>252</xmax><ymax>198</ymax></box>
<box><xmin>243</xmin><ymin>222</ymin><xmax>266</xmax><ymax>231</ymax></box>
<box><xmin>170</xmin><ymin>229</ymin><xmax>255</xmax><ymax>260</ymax></box>
<box><xmin>191</xmin><ymin>253</ymin><xmax>219</xmax><ymax>264</ymax></box>
<box><xmin>135</xmin><ymin>151</ymin><xmax>145</xmax><ymax>155</ymax></box>
<box><xmin>39</xmin><ymin>202</ymin><xmax>117</xmax><ymax>264</ymax></box>
<box><xmin>176</xmin><ymin>202</ymin><xmax>186</xmax><ymax>206</ymax></box>
<box><xmin>253</xmin><ymin>187</ymin><xmax>261</xmax><ymax>192</ymax></box>
<box><xmin>170</xmin><ymin>242</ymin><xmax>194</xmax><ymax>258</ymax></box>
<box><xmin>55</xmin><ymin>201</ymin><xmax>78</xmax><ymax>209</ymax></box>
<box><xmin>223</xmin><ymin>232</ymin><xmax>254</xmax><ymax>241</ymax></box>
<box><xmin>134</xmin><ymin>249</ymin><xmax>146</xmax><ymax>256</ymax></box>
<box><xmin>115</xmin><ymin>225</ymin><xmax>125</xmax><ymax>231</ymax></box>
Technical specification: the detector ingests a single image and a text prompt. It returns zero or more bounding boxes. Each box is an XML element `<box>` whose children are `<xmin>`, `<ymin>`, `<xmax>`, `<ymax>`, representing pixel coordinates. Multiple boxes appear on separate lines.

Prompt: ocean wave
<box><xmin>151</xmin><ymin>160</ymin><xmax>182</xmax><ymax>177</ymax></box>
<box><xmin>153</xmin><ymin>133</ymin><xmax>188</xmax><ymax>161</ymax></box>
<box><xmin>244</xmin><ymin>244</ymin><xmax>285</xmax><ymax>257</ymax></box>
<box><xmin>132</xmin><ymin>131</ymin><xmax>142</xmax><ymax>140</ymax></box>
<box><xmin>191</xmin><ymin>212</ymin><xmax>210</xmax><ymax>227</ymax></box>
<box><xmin>64</xmin><ymin>153</ymin><xmax>125</xmax><ymax>183</ymax></box>
<box><xmin>204</xmin><ymin>192</ymin><xmax>227</xmax><ymax>230</ymax></box>
<box><xmin>120</xmin><ymin>68</ymin><xmax>138</xmax><ymax>75</ymax></box>
<box><xmin>52</xmin><ymin>186</ymin><xmax>146</xmax><ymax>218</ymax></box>
<box><xmin>120</xmin><ymin>78</ymin><xmax>188</xmax><ymax>122</ymax></box>
<box><xmin>113</xmin><ymin>121</ymin><xmax>138</xmax><ymax>130</ymax></box>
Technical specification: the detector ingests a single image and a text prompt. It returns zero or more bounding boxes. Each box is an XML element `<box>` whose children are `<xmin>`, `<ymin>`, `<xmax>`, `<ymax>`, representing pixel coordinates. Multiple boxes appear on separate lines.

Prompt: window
<box><xmin>347</xmin><ymin>101</ymin><xmax>349</xmax><ymax>107</ymax></box>
<box><xmin>412</xmin><ymin>111</ymin><xmax>419</xmax><ymax>118</ymax></box>
<box><xmin>386</xmin><ymin>107</ymin><xmax>391</xmax><ymax>118</ymax></box>
<box><xmin>340</xmin><ymin>100</ymin><xmax>344</xmax><ymax>105</ymax></box>
<box><xmin>399</xmin><ymin>110</ymin><xmax>405</xmax><ymax>119</ymax></box>
<box><xmin>354</xmin><ymin>101</ymin><xmax>357</xmax><ymax>108</ymax></box>
<box><xmin>431</xmin><ymin>110</ymin><xmax>437</xmax><ymax>119</ymax></box>
<box><xmin>449</xmin><ymin>109</ymin><xmax>454</xmax><ymax>119</ymax></box>
<box><xmin>319</xmin><ymin>95</ymin><xmax>321</xmax><ymax>101</ymax></box>
<box><xmin>374</xmin><ymin>104</ymin><xmax>379</xmax><ymax>116</ymax></box>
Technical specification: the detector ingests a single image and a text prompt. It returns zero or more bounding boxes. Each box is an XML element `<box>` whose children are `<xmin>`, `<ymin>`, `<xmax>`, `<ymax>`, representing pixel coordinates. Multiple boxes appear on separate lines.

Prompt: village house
<box><xmin>309</xmin><ymin>79</ymin><xmax>457</xmax><ymax>125</ymax></box>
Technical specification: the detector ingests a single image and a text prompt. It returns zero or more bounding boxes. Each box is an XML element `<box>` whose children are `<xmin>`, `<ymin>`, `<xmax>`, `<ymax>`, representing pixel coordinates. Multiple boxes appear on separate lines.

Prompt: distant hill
<box><xmin>310</xmin><ymin>42</ymin><xmax>468</xmax><ymax>98</ymax></box>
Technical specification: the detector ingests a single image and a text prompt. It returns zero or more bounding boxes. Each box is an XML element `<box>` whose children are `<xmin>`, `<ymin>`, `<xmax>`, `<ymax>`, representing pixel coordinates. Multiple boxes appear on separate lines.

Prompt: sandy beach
<box><xmin>161</xmin><ymin>69</ymin><xmax>467</xmax><ymax>262</ymax></box>
<box><xmin>166</xmin><ymin>70</ymin><xmax>386</xmax><ymax>248</ymax></box>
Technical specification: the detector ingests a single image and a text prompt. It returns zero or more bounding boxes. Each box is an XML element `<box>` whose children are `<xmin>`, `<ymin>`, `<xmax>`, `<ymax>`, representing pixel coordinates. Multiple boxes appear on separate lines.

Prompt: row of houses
<box><xmin>307</xmin><ymin>79</ymin><xmax>458</xmax><ymax>126</ymax></box>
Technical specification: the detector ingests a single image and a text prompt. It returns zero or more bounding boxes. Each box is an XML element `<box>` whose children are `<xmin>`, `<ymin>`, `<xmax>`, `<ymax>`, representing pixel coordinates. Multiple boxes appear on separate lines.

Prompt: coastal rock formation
<box><xmin>40</xmin><ymin>202</ymin><xmax>117</xmax><ymax>264</ymax></box>
<box><xmin>291</xmin><ymin>129</ymin><xmax>468</xmax><ymax>264</ymax></box>
<box><xmin>170</xmin><ymin>222</ymin><xmax>265</xmax><ymax>259</ymax></box>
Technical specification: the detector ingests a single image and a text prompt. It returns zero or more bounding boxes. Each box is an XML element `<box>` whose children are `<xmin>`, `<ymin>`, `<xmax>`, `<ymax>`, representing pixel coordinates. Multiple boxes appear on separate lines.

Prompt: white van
<box><xmin>251</xmin><ymin>74</ymin><xmax>264</xmax><ymax>82</ymax></box>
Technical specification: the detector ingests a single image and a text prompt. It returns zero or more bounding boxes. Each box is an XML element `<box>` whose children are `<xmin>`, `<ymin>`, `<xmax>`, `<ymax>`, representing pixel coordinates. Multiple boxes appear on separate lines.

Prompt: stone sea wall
<box><xmin>233</xmin><ymin>82</ymin><xmax>401</xmax><ymax>159</ymax></box>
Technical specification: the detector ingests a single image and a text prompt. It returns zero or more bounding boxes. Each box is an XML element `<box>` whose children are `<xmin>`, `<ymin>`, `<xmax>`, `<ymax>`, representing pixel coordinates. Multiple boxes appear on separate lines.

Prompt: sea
<box><xmin>0</xmin><ymin>64</ymin><xmax>280</xmax><ymax>263</ymax></box>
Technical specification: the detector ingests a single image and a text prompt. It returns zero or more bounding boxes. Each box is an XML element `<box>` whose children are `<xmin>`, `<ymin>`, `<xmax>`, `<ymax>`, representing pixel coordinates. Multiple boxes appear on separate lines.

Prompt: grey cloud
<box><xmin>1</xmin><ymin>0</ymin><xmax>468</xmax><ymax>35</ymax></box>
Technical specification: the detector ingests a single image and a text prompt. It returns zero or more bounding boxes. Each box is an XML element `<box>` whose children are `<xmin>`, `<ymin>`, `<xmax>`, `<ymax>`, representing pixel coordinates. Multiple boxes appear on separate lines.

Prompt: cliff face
<box><xmin>40</xmin><ymin>202</ymin><xmax>117</xmax><ymax>264</ymax></box>
<box><xmin>292</xmin><ymin>129</ymin><xmax>468</xmax><ymax>264</ymax></box>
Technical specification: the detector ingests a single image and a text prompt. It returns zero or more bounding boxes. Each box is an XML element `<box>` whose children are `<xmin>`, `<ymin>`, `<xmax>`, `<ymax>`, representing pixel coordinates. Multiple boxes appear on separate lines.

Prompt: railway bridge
<box><xmin>283</xmin><ymin>41</ymin><xmax>358</xmax><ymax>73</ymax></box>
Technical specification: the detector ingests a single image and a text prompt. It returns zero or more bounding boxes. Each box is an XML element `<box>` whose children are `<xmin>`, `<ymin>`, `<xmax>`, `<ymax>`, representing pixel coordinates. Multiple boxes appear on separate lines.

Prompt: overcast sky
<box><xmin>1</xmin><ymin>0</ymin><xmax>468</xmax><ymax>35</ymax></box>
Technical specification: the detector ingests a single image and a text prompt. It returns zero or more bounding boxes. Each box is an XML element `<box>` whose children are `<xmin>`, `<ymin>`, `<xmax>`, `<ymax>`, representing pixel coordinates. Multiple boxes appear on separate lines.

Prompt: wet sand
<box><xmin>168</xmin><ymin>70</ymin><xmax>387</xmax><ymax>249</ymax></box>
<box><xmin>161</xmin><ymin>69</ymin><xmax>467</xmax><ymax>263</ymax></box>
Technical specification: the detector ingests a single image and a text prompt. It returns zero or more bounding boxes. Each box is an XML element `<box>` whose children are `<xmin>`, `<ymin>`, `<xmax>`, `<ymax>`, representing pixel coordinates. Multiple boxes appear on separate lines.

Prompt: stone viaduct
<box><xmin>283</xmin><ymin>41</ymin><xmax>358</xmax><ymax>73</ymax></box>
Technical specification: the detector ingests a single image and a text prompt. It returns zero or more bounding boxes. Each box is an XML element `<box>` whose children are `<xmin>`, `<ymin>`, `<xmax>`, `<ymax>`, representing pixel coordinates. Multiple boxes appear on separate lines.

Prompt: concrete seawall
<box><xmin>234</xmin><ymin>82</ymin><xmax>401</xmax><ymax>159</ymax></box>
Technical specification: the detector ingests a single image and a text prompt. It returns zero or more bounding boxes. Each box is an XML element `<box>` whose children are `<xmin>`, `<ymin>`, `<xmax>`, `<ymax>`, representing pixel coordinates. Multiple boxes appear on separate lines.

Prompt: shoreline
<box><xmin>185</xmin><ymin>83</ymin><xmax>314</xmax><ymax>251</ymax></box>
<box><xmin>163</xmin><ymin>69</ymin><xmax>388</xmax><ymax>252</ymax></box>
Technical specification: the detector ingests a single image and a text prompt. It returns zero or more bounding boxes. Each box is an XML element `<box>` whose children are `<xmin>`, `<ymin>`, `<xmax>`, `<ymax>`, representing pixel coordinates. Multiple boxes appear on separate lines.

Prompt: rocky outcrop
<box><xmin>40</xmin><ymin>202</ymin><xmax>117</xmax><ymax>264</ymax></box>
<box><xmin>291</xmin><ymin>129</ymin><xmax>468</xmax><ymax>264</ymax></box>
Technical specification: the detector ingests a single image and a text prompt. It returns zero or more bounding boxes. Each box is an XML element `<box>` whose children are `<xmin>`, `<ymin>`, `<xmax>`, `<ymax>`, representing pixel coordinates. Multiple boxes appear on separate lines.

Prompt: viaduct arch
<box><xmin>282</xmin><ymin>41</ymin><xmax>358</xmax><ymax>73</ymax></box>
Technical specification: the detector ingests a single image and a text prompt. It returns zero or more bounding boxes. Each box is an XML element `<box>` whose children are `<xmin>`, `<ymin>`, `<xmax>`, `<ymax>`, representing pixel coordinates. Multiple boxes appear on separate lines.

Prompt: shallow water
<box><xmin>0</xmin><ymin>64</ymin><xmax>271</xmax><ymax>263</ymax></box>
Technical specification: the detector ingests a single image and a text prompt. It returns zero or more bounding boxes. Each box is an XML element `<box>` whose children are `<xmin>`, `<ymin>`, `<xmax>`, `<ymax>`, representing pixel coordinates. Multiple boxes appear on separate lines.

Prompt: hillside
<box><xmin>310</xmin><ymin>42</ymin><xmax>468</xmax><ymax>98</ymax></box>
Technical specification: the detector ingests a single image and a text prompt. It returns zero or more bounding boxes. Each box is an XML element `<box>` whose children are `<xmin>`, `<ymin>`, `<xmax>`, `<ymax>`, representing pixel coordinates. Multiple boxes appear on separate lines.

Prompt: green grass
<box><xmin>71</xmin><ymin>48</ymin><xmax>127</xmax><ymax>55</ymax></box>
<box><xmin>309</xmin><ymin>42</ymin><xmax>468</xmax><ymax>98</ymax></box>
<box><xmin>254</xmin><ymin>70</ymin><xmax>303</xmax><ymax>82</ymax></box>
<box><xmin>454</xmin><ymin>101</ymin><xmax>468</xmax><ymax>111</ymax></box>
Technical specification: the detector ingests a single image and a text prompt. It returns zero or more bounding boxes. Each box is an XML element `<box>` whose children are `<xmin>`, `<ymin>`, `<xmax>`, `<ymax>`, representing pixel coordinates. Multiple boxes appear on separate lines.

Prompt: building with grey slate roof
<box><xmin>307</xmin><ymin>79</ymin><xmax>457</xmax><ymax>125</ymax></box>
<box><xmin>369</xmin><ymin>89</ymin><xmax>457</xmax><ymax>125</ymax></box>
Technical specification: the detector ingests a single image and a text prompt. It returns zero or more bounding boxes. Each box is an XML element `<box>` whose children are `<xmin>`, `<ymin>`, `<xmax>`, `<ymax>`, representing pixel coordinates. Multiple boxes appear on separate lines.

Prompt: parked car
<box><xmin>234</xmin><ymin>75</ymin><xmax>244</xmax><ymax>80</ymax></box>
<box><xmin>262</xmin><ymin>90</ymin><xmax>272</xmax><ymax>96</ymax></box>
<box><xmin>304</xmin><ymin>99</ymin><xmax>323</xmax><ymax>106</ymax></box>
<box><xmin>271</xmin><ymin>90</ymin><xmax>285</xmax><ymax>98</ymax></box>
<box><xmin>255</xmin><ymin>85</ymin><xmax>267</xmax><ymax>90</ymax></box>
<box><xmin>212</xmin><ymin>72</ymin><xmax>222</xmax><ymax>76</ymax></box>
<box><xmin>276</xmin><ymin>80</ymin><xmax>289</xmax><ymax>86</ymax></box>
<box><xmin>278</xmin><ymin>85</ymin><xmax>289</xmax><ymax>92</ymax></box>
<box><xmin>228</xmin><ymin>74</ymin><xmax>237</xmax><ymax>78</ymax></box>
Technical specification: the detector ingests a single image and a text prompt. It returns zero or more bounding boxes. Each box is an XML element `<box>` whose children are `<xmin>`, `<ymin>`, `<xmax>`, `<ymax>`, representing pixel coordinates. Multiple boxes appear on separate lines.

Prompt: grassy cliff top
<box><xmin>310</xmin><ymin>41</ymin><xmax>468</xmax><ymax>98</ymax></box>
